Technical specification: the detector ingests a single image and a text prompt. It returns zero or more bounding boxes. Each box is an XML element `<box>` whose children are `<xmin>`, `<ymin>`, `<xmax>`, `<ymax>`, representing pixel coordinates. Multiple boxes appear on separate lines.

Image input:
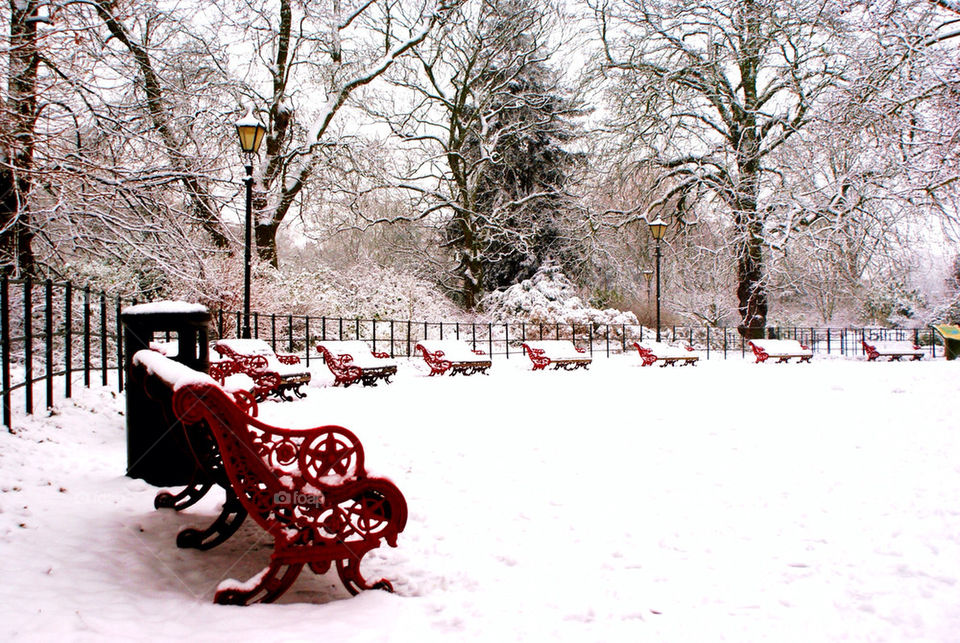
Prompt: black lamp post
<box><xmin>647</xmin><ymin>217</ymin><xmax>667</xmax><ymax>342</ymax></box>
<box><xmin>235</xmin><ymin>109</ymin><xmax>266</xmax><ymax>339</ymax></box>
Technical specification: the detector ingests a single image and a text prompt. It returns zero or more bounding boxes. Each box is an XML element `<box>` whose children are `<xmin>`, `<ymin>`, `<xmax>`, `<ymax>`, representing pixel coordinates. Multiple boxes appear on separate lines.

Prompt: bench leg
<box><xmin>215</xmin><ymin>560</ymin><xmax>305</xmax><ymax>605</ymax></box>
<box><xmin>175</xmin><ymin>493</ymin><xmax>248</xmax><ymax>551</ymax></box>
<box><xmin>154</xmin><ymin>479</ymin><xmax>213</xmax><ymax>511</ymax></box>
<box><xmin>291</xmin><ymin>383</ymin><xmax>308</xmax><ymax>399</ymax></box>
<box><xmin>336</xmin><ymin>556</ymin><xmax>394</xmax><ymax>596</ymax></box>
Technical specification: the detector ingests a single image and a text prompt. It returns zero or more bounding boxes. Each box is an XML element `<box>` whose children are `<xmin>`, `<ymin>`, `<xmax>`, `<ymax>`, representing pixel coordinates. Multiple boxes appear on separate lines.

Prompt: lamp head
<box><xmin>235</xmin><ymin>108</ymin><xmax>266</xmax><ymax>155</ymax></box>
<box><xmin>647</xmin><ymin>217</ymin><xmax>668</xmax><ymax>241</ymax></box>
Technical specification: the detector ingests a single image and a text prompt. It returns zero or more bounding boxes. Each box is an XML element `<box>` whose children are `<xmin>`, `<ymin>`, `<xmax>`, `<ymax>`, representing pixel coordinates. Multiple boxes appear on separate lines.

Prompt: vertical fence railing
<box><xmin>0</xmin><ymin>276</ymin><xmax>947</xmax><ymax>432</ymax></box>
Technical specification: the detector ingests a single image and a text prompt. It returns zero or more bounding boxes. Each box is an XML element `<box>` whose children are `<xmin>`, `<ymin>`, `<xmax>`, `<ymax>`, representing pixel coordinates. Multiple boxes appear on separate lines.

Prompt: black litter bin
<box><xmin>121</xmin><ymin>302</ymin><xmax>211</xmax><ymax>486</ymax></box>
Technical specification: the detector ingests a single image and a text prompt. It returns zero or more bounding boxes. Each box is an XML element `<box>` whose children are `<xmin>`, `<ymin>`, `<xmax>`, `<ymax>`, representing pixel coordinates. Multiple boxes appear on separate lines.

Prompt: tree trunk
<box><xmin>733</xmin><ymin>0</ymin><xmax>767</xmax><ymax>338</ymax></box>
<box><xmin>254</xmin><ymin>221</ymin><xmax>279</xmax><ymax>268</ymax></box>
<box><xmin>1</xmin><ymin>0</ymin><xmax>41</xmax><ymax>276</ymax></box>
<box><xmin>735</xmin><ymin>214</ymin><xmax>768</xmax><ymax>339</ymax></box>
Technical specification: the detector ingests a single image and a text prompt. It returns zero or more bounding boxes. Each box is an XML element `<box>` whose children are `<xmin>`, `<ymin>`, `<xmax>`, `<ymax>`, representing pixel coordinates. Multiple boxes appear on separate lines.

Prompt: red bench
<box><xmin>134</xmin><ymin>349</ymin><xmax>408</xmax><ymax>604</ymax></box>
<box><xmin>521</xmin><ymin>340</ymin><xmax>591</xmax><ymax>371</ymax></box>
<box><xmin>631</xmin><ymin>341</ymin><xmax>699</xmax><ymax>367</ymax></box>
<box><xmin>316</xmin><ymin>341</ymin><xmax>398</xmax><ymax>387</ymax></box>
<box><xmin>748</xmin><ymin>339</ymin><xmax>812</xmax><ymax>364</ymax></box>
<box><xmin>414</xmin><ymin>340</ymin><xmax>491</xmax><ymax>376</ymax></box>
<box><xmin>212</xmin><ymin>339</ymin><xmax>311</xmax><ymax>401</ymax></box>
<box><xmin>207</xmin><ymin>356</ymin><xmax>282</xmax><ymax>403</ymax></box>
<box><xmin>861</xmin><ymin>339</ymin><xmax>924</xmax><ymax>361</ymax></box>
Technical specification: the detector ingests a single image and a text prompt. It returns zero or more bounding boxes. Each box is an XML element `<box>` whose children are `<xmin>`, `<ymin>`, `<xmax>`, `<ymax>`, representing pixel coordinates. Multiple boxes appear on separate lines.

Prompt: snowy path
<box><xmin>2</xmin><ymin>356</ymin><xmax>959</xmax><ymax>641</ymax></box>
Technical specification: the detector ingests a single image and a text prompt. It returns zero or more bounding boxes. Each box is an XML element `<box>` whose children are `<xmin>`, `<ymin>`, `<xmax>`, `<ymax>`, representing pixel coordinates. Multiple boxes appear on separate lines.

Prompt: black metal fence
<box><xmin>0</xmin><ymin>276</ymin><xmax>944</xmax><ymax>431</ymax></box>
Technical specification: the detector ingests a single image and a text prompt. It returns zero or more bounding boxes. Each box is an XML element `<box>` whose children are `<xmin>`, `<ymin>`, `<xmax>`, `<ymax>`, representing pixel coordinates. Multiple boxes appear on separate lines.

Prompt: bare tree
<box><xmin>592</xmin><ymin>0</ymin><xmax>856</xmax><ymax>336</ymax></box>
<box><xmin>228</xmin><ymin>0</ymin><xmax>461</xmax><ymax>267</ymax></box>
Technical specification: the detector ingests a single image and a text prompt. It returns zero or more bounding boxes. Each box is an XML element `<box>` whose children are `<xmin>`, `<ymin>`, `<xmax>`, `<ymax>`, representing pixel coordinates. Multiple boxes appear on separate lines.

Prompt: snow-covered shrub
<box><xmin>860</xmin><ymin>280</ymin><xmax>926</xmax><ymax>327</ymax></box>
<box><xmin>256</xmin><ymin>263</ymin><xmax>465</xmax><ymax>321</ymax></box>
<box><xmin>481</xmin><ymin>262</ymin><xmax>638</xmax><ymax>329</ymax></box>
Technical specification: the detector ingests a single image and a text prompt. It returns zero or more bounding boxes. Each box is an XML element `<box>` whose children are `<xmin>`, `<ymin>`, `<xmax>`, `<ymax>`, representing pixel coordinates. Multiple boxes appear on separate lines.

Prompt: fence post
<box><xmin>355</xmin><ymin>318</ymin><xmax>360</xmax><ymax>340</ymax></box>
<box><xmin>270</xmin><ymin>313</ymin><xmax>276</xmax><ymax>351</ymax></box>
<box><xmin>2</xmin><ymin>276</ymin><xmax>10</xmax><ymax>430</ymax></box>
<box><xmin>218</xmin><ymin>310</ymin><xmax>224</xmax><ymax>338</ymax></box>
<box><xmin>706</xmin><ymin>326</ymin><xmax>710</xmax><ymax>360</ymax></box>
<box><xmin>116</xmin><ymin>297</ymin><xmax>123</xmax><ymax>392</ymax></box>
<box><xmin>505</xmin><ymin>323</ymin><xmax>510</xmax><ymax>359</ymax></box>
<box><xmin>373</xmin><ymin>319</ymin><xmax>377</xmax><ymax>353</ymax></box>
<box><xmin>65</xmin><ymin>281</ymin><xmax>72</xmax><ymax>399</ymax></box>
<box><xmin>488</xmin><ymin>323</ymin><xmax>493</xmax><ymax>357</ymax></box>
<box><xmin>288</xmin><ymin>315</ymin><xmax>293</xmax><ymax>352</ymax></box>
<box><xmin>45</xmin><ymin>279</ymin><xmax>53</xmax><ymax>408</ymax></box>
<box><xmin>305</xmin><ymin>316</ymin><xmax>310</xmax><ymax>365</ymax></box>
<box><xmin>84</xmin><ymin>287</ymin><xmax>91</xmax><ymax>387</ymax></box>
<box><xmin>24</xmin><ymin>277</ymin><xmax>33</xmax><ymax>414</ymax></box>
<box><xmin>100</xmin><ymin>292</ymin><xmax>107</xmax><ymax>387</ymax></box>
<box><xmin>407</xmin><ymin>320</ymin><xmax>412</xmax><ymax>357</ymax></box>
<box><xmin>472</xmin><ymin>323</ymin><xmax>476</xmax><ymax>351</ymax></box>
<box><xmin>390</xmin><ymin>320</ymin><xmax>395</xmax><ymax>358</ymax></box>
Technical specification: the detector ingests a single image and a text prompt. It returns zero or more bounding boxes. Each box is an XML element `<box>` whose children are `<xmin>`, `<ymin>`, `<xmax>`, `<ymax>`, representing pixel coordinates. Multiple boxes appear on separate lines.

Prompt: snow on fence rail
<box><xmin>0</xmin><ymin>276</ymin><xmax>940</xmax><ymax>431</ymax></box>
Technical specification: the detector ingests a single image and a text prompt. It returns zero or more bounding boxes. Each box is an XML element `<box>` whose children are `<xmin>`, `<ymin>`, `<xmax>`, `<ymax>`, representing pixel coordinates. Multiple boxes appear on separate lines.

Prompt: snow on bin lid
<box><xmin>122</xmin><ymin>301</ymin><xmax>208</xmax><ymax>315</ymax></box>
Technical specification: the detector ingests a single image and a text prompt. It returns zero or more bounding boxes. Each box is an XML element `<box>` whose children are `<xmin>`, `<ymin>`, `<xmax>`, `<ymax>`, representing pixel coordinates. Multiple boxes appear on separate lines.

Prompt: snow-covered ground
<box><xmin>2</xmin><ymin>354</ymin><xmax>960</xmax><ymax>642</ymax></box>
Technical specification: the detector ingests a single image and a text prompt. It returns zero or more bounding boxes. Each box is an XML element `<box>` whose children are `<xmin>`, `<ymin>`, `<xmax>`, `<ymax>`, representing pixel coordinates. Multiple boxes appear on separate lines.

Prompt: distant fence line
<box><xmin>0</xmin><ymin>276</ymin><xmax>944</xmax><ymax>430</ymax></box>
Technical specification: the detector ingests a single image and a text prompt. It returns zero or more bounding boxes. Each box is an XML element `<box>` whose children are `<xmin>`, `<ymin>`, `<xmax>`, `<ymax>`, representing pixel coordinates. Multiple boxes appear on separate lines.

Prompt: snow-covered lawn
<box><xmin>2</xmin><ymin>355</ymin><xmax>960</xmax><ymax>641</ymax></box>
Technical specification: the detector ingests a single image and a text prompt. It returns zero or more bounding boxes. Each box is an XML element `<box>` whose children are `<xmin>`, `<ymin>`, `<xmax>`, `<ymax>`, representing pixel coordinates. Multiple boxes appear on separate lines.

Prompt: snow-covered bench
<box><xmin>414</xmin><ymin>340</ymin><xmax>491</xmax><ymax>376</ymax></box>
<box><xmin>316</xmin><ymin>340</ymin><xmax>398</xmax><ymax>387</ymax></box>
<box><xmin>212</xmin><ymin>338</ymin><xmax>311</xmax><ymax>401</ymax></box>
<box><xmin>861</xmin><ymin>339</ymin><xmax>924</xmax><ymax>362</ymax></box>
<box><xmin>207</xmin><ymin>356</ymin><xmax>282</xmax><ymax>403</ymax></box>
<box><xmin>748</xmin><ymin>339</ymin><xmax>812</xmax><ymax>364</ymax></box>
<box><xmin>631</xmin><ymin>341</ymin><xmax>699</xmax><ymax>367</ymax></box>
<box><xmin>521</xmin><ymin>340</ymin><xmax>591</xmax><ymax>371</ymax></box>
<box><xmin>133</xmin><ymin>349</ymin><xmax>408</xmax><ymax>605</ymax></box>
